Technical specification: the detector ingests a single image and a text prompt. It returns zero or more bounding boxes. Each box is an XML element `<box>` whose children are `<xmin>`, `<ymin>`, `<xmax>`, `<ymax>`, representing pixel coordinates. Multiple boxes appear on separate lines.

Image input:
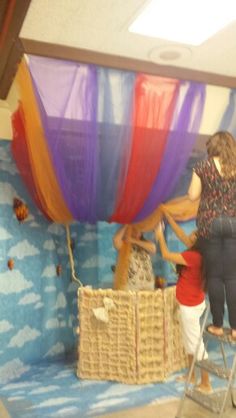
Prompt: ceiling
<box><xmin>1</xmin><ymin>0</ymin><xmax>236</xmax><ymax>100</ymax></box>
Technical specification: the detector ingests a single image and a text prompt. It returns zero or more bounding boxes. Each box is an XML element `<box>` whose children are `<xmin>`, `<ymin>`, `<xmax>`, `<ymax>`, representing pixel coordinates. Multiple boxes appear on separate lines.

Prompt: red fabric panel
<box><xmin>111</xmin><ymin>74</ymin><xmax>179</xmax><ymax>223</ymax></box>
<box><xmin>11</xmin><ymin>107</ymin><xmax>52</xmax><ymax>221</ymax></box>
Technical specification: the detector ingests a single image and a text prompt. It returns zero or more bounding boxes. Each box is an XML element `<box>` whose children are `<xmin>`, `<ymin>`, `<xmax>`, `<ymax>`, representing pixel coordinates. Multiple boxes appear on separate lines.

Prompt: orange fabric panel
<box><xmin>15</xmin><ymin>59</ymin><xmax>73</xmax><ymax>223</ymax></box>
<box><xmin>12</xmin><ymin>105</ymin><xmax>52</xmax><ymax>221</ymax></box>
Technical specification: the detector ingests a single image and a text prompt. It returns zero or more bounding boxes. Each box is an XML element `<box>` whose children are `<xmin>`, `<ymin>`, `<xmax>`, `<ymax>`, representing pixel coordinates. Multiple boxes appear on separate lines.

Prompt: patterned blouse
<box><xmin>125</xmin><ymin>244</ymin><xmax>155</xmax><ymax>291</ymax></box>
<box><xmin>194</xmin><ymin>158</ymin><xmax>236</xmax><ymax>238</ymax></box>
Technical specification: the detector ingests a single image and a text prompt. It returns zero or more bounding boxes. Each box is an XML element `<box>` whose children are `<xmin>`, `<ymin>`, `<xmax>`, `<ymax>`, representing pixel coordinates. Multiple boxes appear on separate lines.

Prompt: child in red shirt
<box><xmin>155</xmin><ymin>211</ymin><xmax>212</xmax><ymax>394</ymax></box>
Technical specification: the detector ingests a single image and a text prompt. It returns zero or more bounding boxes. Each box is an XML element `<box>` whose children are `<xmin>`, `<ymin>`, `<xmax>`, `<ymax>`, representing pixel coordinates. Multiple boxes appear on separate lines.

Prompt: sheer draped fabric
<box><xmin>12</xmin><ymin>56</ymin><xmax>206</xmax><ymax>224</ymax></box>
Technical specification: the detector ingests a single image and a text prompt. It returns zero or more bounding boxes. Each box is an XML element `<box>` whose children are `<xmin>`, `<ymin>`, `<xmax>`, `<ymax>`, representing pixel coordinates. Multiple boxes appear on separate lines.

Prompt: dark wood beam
<box><xmin>21</xmin><ymin>38</ymin><xmax>236</xmax><ymax>89</ymax></box>
<box><xmin>0</xmin><ymin>0</ymin><xmax>31</xmax><ymax>99</ymax></box>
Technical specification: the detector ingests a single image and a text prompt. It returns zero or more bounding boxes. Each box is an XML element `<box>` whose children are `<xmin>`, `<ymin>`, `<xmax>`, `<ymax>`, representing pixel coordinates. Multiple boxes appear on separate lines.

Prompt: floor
<box><xmin>100</xmin><ymin>398</ymin><xmax>236</xmax><ymax>418</ymax></box>
<box><xmin>0</xmin><ymin>343</ymin><xmax>235</xmax><ymax>418</ymax></box>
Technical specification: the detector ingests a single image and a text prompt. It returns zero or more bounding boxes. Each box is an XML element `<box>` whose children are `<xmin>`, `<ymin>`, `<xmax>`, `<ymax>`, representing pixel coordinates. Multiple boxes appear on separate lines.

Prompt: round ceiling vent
<box><xmin>148</xmin><ymin>45</ymin><xmax>192</xmax><ymax>62</ymax></box>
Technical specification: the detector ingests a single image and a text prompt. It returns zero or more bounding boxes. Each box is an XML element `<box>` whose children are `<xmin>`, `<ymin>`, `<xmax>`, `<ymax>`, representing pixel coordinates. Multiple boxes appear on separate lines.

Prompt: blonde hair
<box><xmin>206</xmin><ymin>131</ymin><xmax>236</xmax><ymax>178</ymax></box>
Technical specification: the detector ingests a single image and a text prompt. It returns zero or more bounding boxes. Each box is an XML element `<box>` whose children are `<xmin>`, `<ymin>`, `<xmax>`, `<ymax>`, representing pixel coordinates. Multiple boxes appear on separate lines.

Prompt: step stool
<box><xmin>176</xmin><ymin>305</ymin><xmax>236</xmax><ymax>418</ymax></box>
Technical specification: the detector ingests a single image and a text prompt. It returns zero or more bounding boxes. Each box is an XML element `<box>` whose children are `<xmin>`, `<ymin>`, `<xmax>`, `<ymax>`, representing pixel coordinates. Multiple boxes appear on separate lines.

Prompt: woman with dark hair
<box><xmin>188</xmin><ymin>131</ymin><xmax>236</xmax><ymax>340</ymax></box>
<box><xmin>155</xmin><ymin>215</ymin><xmax>211</xmax><ymax>393</ymax></box>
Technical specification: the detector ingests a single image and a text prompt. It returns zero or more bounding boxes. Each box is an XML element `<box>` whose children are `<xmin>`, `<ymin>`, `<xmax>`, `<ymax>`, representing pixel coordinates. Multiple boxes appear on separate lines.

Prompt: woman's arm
<box><xmin>155</xmin><ymin>224</ymin><xmax>187</xmax><ymax>265</ymax></box>
<box><xmin>126</xmin><ymin>236</ymin><xmax>156</xmax><ymax>254</ymax></box>
<box><xmin>113</xmin><ymin>225</ymin><xmax>128</xmax><ymax>251</ymax></box>
<box><xmin>161</xmin><ymin>207</ymin><xmax>192</xmax><ymax>248</ymax></box>
<box><xmin>188</xmin><ymin>171</ymin><xmax>202</xmax><ymax>201</ymax></box>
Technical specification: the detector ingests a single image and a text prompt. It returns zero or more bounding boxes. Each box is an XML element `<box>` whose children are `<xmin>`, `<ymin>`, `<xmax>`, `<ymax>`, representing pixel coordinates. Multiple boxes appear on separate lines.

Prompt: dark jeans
<box><xmin>201</xmin><ymin>217</ymin><xmax>236</xmax><ymax>330</ymax></box>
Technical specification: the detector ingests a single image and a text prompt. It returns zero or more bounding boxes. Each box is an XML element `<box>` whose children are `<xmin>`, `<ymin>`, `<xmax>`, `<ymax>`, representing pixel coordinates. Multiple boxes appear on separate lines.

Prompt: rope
<box><xmin>65</xmin><ymin>224</ymin><xmax>83</xmax><ymax>287</ymax></box>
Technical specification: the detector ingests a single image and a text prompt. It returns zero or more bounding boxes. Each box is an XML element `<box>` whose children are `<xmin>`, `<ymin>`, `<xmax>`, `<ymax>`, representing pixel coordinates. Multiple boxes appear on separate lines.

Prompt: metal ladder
<box><xmin>175</xmin><ymin>304</ymin><xmax>236</xmax><ymax>418</ymax></box>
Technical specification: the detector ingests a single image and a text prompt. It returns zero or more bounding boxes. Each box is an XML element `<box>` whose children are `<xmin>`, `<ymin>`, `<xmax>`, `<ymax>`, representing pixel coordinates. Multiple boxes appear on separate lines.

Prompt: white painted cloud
<box><xmin>53</xmin><ymin>369</ymin><xmax>73</xmax><ymax>380</ymax></box>
<box><xmin>0</xmin><ymin>226</ymin><xmax>12</xmax><ymax>240</ymax></box>
<box><xmin>81</xmin><ymin>256</ymin><xmax>98</xmax><ymax>269</ymax></box>
<box><xmin>42</xmin><ymin>265</ymin><xmax>56</xmax><ymax>278</ymax></box>
<box><xmin>43</xmin><ymin>240</ymin><xmax>56</xmax><ymax>251</ymax></box>
<box><xmin>44</xmin><ymin>342</ymin><xmax>65</xmax><ymax>358</ymax></box>
<box><xmin>7</xmin><ymin>396</ymin><xmax>25</xmax><ymax>401</ymax></box>
<box><xmin>44</xmin><ymin>285</ymin><xmax>56</xmax><ymax>293</ymax></box>
<box><xmin>80</xmin><ymin>232</ymin><xmax>99</xmax><ymax>241</ymax></box>
<box><xmin>18</xmin><ymin>293</ymin><xmax>41</xmax><ymax>305</ymax></box>
<box><xmin>84</xmin><ymin>224</ymin><xmax>96</xmax><ymax>231</ymax></box>
<box><xmin>0</xmin><ymin>182</ymin><xmax>18</xmax><ymax>205</ymax></box>
<box><xmin>49</xmin><ymin>406</ymin><xmax>80</xmax><ymax>416</ymax></box>
<box><xmin>70</xmin><ymin>380</ymin><xmax>107</xmax><ymax>388</ymax></box>
<box><xmin>45</xmin><ymin>318</ymin><xmax>66</xmax><ymax>329</ymax></box>
<box><xmin>24</xmin><ymin>213</ymin><xmax>35</xmax><ymax>222</ymax></box>
<box><xmin>8</xmin><ymin>325</ymin><xmax>41</xmax><ymax>348</ymax></box>
<box><xmin>29</xmin><ymin>222</ymin><xmax>40</xmax><ymax>228</ymax></box>
<box><xmin>2</xmin><ymin>380</ymin><xmax>39</xmax><ymax>391</ymax></box>
<box><xmin>47</xmin><ymin>224</ymin><xmax>64</xmax><ymax>236</ymax></box>
<box><xmin>89</xmin><ymin>397</ymin><xmax>129</xmax><ymax>410</ymax></box>
<box><xmin>0</xmin><ymin>359</ymin><xmax>30</xmax><ymax>384</ymax></box>
<box><xmin>34</xmin><ymin>302</ymin><xmax>44</xmax><ymax>310</ymax></box>
<box><xmin>30</xmin><ymin>385</ymin><xmax>59</xmax><ymax>395</ymax></box>
<box><xmin>96</xmin><ymin>383</ymin><xmax>149</xmax><ymax>399</ymax></box>
<box><xmin>8</xmin><ymin>240</ymin><xmax>40</xmax><ymax>260</ymax></box>
<box><xmin>54</xmin><ymin>292</ymin><xmax>67</xmax><ymax>310</ymax></box>
<box><xmin>0</xmin><ymin>270</ymin><xmax>33</xmax><ymax>294</ymax></box>
<box><xmin>0</xmin><ymin>320</ymin><xmax>13</xmax><ymax>333</ymax></box>
<box><xmin>30</xmin><ymin>397</ymin><xmax>77</xmax><ymax>409</ymax></box>
<box><xmin>82</xmin><ymin>255</ymin><xmax>111</xmax><ymax>269</ymax></box>
<box><xmin>57</xmin><ymin>247</ymin><xmax>68</xmax><ymax>255</ymax></box>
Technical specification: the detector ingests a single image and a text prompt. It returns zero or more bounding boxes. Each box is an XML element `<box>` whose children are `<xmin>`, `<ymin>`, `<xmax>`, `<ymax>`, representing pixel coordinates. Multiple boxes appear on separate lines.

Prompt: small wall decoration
<box><xmin>56</xmin><ymin>264</ymin><xmax>62</xmax><ymax>276</ymax></box>
<box><xmin>7</xmin><ymin>259</ymin><xmax>14</xmax><ymax>270</ymax></box>
<box><xmin>13</xmin><ymin>197</ymin><xmax>29</xmax><ymax>223</ymax></box>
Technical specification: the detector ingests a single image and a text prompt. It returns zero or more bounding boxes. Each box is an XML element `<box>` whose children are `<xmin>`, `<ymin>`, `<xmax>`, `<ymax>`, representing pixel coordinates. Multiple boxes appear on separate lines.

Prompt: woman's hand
<box><xmin>155</xmin><ymin>221</ymin><xmax>165</xmax><ymax>238</ymax></box>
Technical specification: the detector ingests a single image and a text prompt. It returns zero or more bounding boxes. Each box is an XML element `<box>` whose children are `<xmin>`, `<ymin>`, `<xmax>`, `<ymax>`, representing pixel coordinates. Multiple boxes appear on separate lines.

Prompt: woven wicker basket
<box><xmin>77</xmin><ymin>286</ymin><xmax>187</xmax><ymax>384</ymax></box>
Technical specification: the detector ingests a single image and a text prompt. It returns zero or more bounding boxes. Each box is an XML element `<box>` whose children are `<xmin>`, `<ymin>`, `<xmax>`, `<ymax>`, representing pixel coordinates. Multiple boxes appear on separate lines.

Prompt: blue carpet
<box><xmin>0</xmin><ymin>345</ymin><xmax>235</xmax><ymax>418</ymax></box>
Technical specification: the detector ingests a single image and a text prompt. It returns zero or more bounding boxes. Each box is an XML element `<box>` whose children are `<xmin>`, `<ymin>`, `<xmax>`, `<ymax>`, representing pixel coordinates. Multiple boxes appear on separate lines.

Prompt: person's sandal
<box><xmin>230</xmin><ymin>329</ymin><xmax>236</xmax><ymax>342</ymax></box>
<box><xmin>206</xmin><ymin>324</ymin><xmax>224</xmax><ymax>337</ymax></box>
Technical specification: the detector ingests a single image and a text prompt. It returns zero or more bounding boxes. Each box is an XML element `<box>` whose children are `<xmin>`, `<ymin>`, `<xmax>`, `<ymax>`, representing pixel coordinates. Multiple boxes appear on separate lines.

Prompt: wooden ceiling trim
<box><xmin>0</xmin><ymin>0</ymin><xmax>31</xmax><ymax>99</ymax></box>
<box><xmin>21</xmin><ymin>38</ymin><xmax>236</xmax><ymax>89</ymax></box>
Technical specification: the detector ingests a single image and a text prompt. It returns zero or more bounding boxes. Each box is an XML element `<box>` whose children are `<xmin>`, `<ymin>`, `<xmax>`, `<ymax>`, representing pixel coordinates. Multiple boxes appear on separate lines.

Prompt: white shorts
<box><xmin>179</xmin><ymin>300</ymin><xmax>208</xmax><ymax>360</ymax></box>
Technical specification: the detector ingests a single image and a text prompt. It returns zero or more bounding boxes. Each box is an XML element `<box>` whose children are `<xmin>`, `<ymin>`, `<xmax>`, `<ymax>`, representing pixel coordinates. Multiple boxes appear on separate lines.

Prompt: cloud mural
<box><xmin>44</xmin><ymin>342</ymin><xmax>65</xmax><ymax>358</ymax></box>
<box><xmin>0</xmin><ymin>359</ymin><xmax>30</xmax><ymax>384</ymax></box>
<box><xmin>82</xmin><ymin>255</ymin><xmax>112</xmax><ymax>269</ymax></box>
<box><xmin>8</xmin><ymin>239</ymin><xmax>40</xmax><ymax>259</ymax></box>
<box><xmin>43</xmin><ymin>240</ymin><xmax>56</xmax><ymax>251</ymax></box>
<box><xmin>0</xmin><ymin>182</ymin><xmax>18</xmax><ymax>205</ymax></box>
<box><xmin>47</xmin><ymin>224</ymin><xmax>64</xmax><ymax>236</ymax></box>
<box><xmin>0</xmin><ymin>270</ymin><xmax>33</xmax><ymax>294</ymax></box>
<box><xmin>8</xmin><ymin>326</ymin><xmax>41</xmax><ymax>348</ymax></box>
<box><xmin>45</xmin><ymin>318</ymin><xmax>66</xmax><ymax>329</ymax></box>
<box><xmin>18</xmin><ymin>293</ymin><xmax>41</xmax><ymax>305</ymax></box>
<box><xmin>0</xmin><ymin>320</ymin><xmax>14</xmax><ymax>333</ymax></box>
<box><xmin>54</xmin><ymin>292</ymin><xmax>67</xmax><ymax>310</ymax></box>
<box><xmin>0</xmin><ymin>226</ymin><xmax>12</xmax><ymax>240</ymax></box>
<box><xmin>42</xmin><ymin>265</ymin><xmax>57</xmax><ymax>278</ymax></box>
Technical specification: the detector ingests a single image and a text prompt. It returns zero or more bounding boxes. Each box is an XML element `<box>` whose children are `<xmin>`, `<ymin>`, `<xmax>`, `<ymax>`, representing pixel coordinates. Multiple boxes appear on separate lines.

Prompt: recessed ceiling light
<box><xmin>129</xmin><ymin>0</ymin><xmax>236</xmax><ymax>46</ymax></box>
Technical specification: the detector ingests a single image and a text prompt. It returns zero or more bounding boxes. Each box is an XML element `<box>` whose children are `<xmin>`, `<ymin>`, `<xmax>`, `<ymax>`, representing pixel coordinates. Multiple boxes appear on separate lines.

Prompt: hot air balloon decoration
<box><xmin>56</xmin><ymin>264</ymin><xmax>62</xmax><ymax>276</ymax></box>
<box><xmin>7</xmin><ymin>259</ymin><xmax>14</xmax><ymax>270</ymax></box>
<box><xmin>13</xmin><ymin>198</ymin><xmax>29</xmax><ymax>223</ymax></box>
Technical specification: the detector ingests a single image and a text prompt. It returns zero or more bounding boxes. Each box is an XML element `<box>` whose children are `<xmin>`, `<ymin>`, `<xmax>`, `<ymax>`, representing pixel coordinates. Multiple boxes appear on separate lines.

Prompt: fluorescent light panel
<box><xmin>129</xmin><ymin>0</ymin><xmax>236</xmax><ymax>45</ymax></box>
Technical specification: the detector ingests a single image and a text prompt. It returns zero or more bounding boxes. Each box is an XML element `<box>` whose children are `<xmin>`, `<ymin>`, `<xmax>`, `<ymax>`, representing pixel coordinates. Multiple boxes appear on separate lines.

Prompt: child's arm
<box><xmin>155</xmin><ymin>223</ymin><xmax>187</xmax><ymax>265</ymax></box>
<box><xmin>161</xmin><ymin>206</ymin><xmax>193</xmax><ymax>248</ymax></box>
<box><xmin>113</xmin><ymin>225</ymin><xmax>128</xmax><ymax>251</ymax></box>
<box><xmin>125</xmin><ymin>236</ymin><xmax>156</xmax><ymax>254</ymax></box>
